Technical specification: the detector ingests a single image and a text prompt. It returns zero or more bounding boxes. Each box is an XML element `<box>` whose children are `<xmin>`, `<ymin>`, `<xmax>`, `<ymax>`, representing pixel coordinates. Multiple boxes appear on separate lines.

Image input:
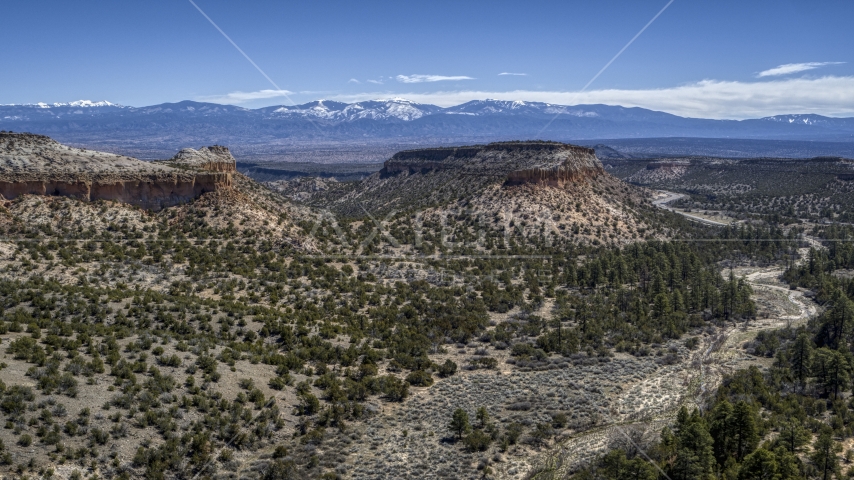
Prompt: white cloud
<box><xmin>757</xmin><ymin>62</ymin><xmax>844</xmax><ymax>77</ymax></box>
<box><xmin>498</xmin><ymin>72</ymin><xmax>527</xmax><ymax>76</ymax></box>
<box><xmin>197</xmin><ymin>89</ymin><xmax>293</xmax><ymax>104</ymax></box>
<box><xmin>395</xmin><ymin>74</ymin><xmax>474</xmax><ymax>83</ymax></box>
<box><xmin>320</xmin><ymin>76</ymin><xmax>854</xmax><ymax>119</ymax></box>
<box><xmin>366</xmin><ymin>79</ymin><xmax>383</xmax><ymax>85</ymax></box>
<box><xmin>348</xmin><ymin>78</ymin><xmax>361</xmax><ymax>84</ymax></box>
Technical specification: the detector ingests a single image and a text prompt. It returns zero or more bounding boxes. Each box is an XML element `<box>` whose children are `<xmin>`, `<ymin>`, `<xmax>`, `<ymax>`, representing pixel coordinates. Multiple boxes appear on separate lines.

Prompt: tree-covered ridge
<box><xmin>569</xmin><ymin>227</ymin><xmax>854</xmax><ymax>480</ymax></box>
<box><xmin>0</xmin><ymin>191</ymin><xmax>786</xmax><ymax>478</ymax></box>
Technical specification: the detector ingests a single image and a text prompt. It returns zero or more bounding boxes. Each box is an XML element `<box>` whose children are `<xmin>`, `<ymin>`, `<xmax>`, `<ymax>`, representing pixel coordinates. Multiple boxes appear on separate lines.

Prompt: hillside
<box><xmin>610</xmin><ymin>155</ymin><xmax>854</xmax><ymax>223</ymax></box>
<box><xmin>0</xmin><ymin>135</ymin><xmax>811</xmax><ymax>480</ymax></box>
<box><xmin>0</xmin><ymin>133</ymin><xmax>313</xmax><ymax>249</ymax></box>
<box><xmin>319</xmin><ymin>142</ymin><xmax>603</xmax><ymax>212</ymax></box>
<box><xmin>282</xmin><ymin>141</ymin><xmax>658</xmax><ymax>250</ymax></box>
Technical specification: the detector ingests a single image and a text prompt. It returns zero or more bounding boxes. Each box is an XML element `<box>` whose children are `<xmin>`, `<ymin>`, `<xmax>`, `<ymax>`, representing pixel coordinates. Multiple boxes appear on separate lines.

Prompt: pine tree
<box><xmin>669</xmin><ymin>409</ymin><xmax>715</xmax><ymax>480</ymax></box>
<box><xmin>475</xmin><ymin>406</ymin><xmax>489</xmax><ymax>429</ymax></box>
<box><xmin>773</xmin><ymin>446</ymin><xmax>802</xmax><ymax>480</ymax></box>
<box><xmin>789</xmin><ymin>333</ymin><xmax>813</xmax><ymax>391</ymax></box>
<box><xmin>731</xmin><ymin>401</ymin><xmax>759</xmax><ymax>461</ymax></box>
<box><xmin>811</xmin><ymin>427</ymin><xmax>842</xmax><ymax>480</ymax></box>
<box><xmin>737</xmin><ymin>448</ymin><xmax>778</xmax><ymax>480</ymax></box>
<box><xmin>822</xmin><ymin>289</ymin><xmax>854</xmax><ymax>349</ymax></box>
<box><xmin>674</xmin><ymin>405</ymin><xmax>690</xmax><ymax>435</ymax></box>
<box><xmin>778</xmin><ymin>420</ymin><xmax>810</xmax><ymax>454</ymax></box>
<box><xmin>709</xmin><ymin>399</ymin><xmax>734</xmax><ymax>464</ymax></box>
<box><xmin>599</xmin><ymin>450</ymin><xmax>657</xmax><ymax>480</ymax></box>
<box><xmin>814</xmin><ymin>348</ymin><xmax>850</xmax><ymax>398</ymax></box>
<box><xmin>653</xmin><ymin>293</ymin><xmax>672</xmax><ymax>319</ymax></box>
<box><xmin>449</xmin><ymin>408</ymin><xmax>471</xmax><ymax>440</ymax></box>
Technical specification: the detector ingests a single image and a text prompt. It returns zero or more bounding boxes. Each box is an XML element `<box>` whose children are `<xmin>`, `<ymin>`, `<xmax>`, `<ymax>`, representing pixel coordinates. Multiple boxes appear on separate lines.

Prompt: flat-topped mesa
<box><xmin>380</xmin><ymin>141</ymin><xmax>604</xmax><ymax>186</ymax></box>
<box><xmin>168</xmin><ymin>145</ymin><xmax>237</xmax><ymax>173</ymax></box>
<box><xmin>646</xmin><ymin>160</ymin><xmax>690</xmax><ymax>170</ymax></box>
<box><xmin>0</xmin><ymin>132</ymin><xmax>232</xmax><ymax>210</ymax></box>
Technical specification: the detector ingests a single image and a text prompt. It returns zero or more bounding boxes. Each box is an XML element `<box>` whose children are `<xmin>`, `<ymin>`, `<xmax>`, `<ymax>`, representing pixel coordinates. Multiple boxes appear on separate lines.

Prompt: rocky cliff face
<box><xmin>320</xmin><ymin>141</ymin><xmax>608</xmax><ymax>216</ymax></box>
<box><xmin>381</xmin><ymin>141</ymin><xmax>603</xmax><ymax>185</ymax></box>
<box><xmin>168</xmin><ymin>145</ymin><xmax>237</xmax><ymax>173</ymax></box>
<box><xmin>504</xmin><ymin>146</ymin><xmax>604</xmax><ymax>187</ymax></box>
<box><xmin>0</xmin><ymin>132</ymin><xmax>232</xmax><ymax>210</ymax></box>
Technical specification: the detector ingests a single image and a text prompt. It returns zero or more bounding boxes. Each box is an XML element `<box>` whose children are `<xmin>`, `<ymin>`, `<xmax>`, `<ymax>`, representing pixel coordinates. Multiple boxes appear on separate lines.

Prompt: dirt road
<box><xmin>652</xmin><ymin>190</ymin><xmax>731</xmax><ymax>227</ymax></box>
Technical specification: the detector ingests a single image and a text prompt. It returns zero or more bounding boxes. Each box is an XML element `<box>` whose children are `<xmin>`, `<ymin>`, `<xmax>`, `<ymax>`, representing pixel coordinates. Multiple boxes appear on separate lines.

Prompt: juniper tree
<box><xmin>449</xmin><ymin>408</ymin><xmax>471</xmax><ymax>440</ymax></box>
<box><xmin>475</xmin><ymin>406</ymin><xmax>489</xmax><ymax>429</ymax></box>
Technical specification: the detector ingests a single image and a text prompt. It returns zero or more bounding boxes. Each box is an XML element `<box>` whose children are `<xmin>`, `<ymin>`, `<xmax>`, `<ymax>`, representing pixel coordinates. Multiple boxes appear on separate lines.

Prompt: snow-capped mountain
<box><xmin>0</xmin><ymin>100</ymin><xmax>127</xmax><ymax>122</ymax></box>
<box><xmin>1</xmin><ymin>100</ymin><xmax>124</xmax><ymax>109</ymax></box>
<box><xmin>761</xmin><ymin>114</ymin><xmax>854</xmax><ymax>127</ymax></box>
<box><xmin>444</xmin><ymin>99</ymin><xmax>598</xmax><ymax>117</ymax></box>
<box><xmin>43</xmin><ymin>100</ymin><xmax>122</xmax><ymax>108</ymax></box>
<box><xmin>130</xmin><ymin>101</ymin><xmax>250</xmax><ymax>116</ymax></box>
<box><xmin>261</xmin><ymin>99</ymin><xmax>442</xmax><ymax>122</ymax></box>
<box><xmin>1</xmin><ymin>98</ymin><xmax>853</xmax><ymax>158</ymax></box>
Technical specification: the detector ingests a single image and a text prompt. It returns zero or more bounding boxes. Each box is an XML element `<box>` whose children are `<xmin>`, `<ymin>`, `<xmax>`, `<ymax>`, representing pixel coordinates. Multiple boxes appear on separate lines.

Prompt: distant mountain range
<box><xmin>2</xmin><ymin>98</ymin><xmax>853</xmax><ymax>159</ymax></box>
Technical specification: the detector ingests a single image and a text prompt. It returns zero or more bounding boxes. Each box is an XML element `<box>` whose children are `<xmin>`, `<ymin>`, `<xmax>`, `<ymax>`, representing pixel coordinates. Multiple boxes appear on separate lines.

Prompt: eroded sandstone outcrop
<box><xmin>381</xmin><ymin>141</ymin><xmax>603</xmax><ymax>186</ymax></box>
<box><xmin>0</xmin><ymin>132</ymin><xmax>232</xmax><ymax>210</ymax></box>
<box><xmin>322</xmin><ymin>141</ymin><xmax>608</xmax><ymax>217</ymax></box>
<box><xmin>167</xmin><ymin>145</ymin><xmax>237</xmax><ymax>173</ymax></box>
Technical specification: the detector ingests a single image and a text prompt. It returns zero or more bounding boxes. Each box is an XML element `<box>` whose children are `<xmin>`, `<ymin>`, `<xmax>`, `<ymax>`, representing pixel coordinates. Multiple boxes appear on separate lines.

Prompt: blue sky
<box><xmin>2</xmin><ymin>0</ymin><xmax>853</xmax><ymax>118</ymax></box>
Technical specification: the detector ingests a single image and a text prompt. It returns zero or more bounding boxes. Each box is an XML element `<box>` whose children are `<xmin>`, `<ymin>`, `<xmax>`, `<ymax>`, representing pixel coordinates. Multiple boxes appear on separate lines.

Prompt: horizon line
<box><xmin>1</xmin><ymin>97</ymin><xmax>847</xmax><ymax>121</ymax></box>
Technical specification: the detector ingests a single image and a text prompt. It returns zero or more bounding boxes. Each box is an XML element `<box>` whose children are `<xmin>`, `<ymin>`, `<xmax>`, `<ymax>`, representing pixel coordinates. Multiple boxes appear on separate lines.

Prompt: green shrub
<box><xmin>438</xmin><ymin>359</ymin><xmax>457</xmax><ymax>377</ymax></box>
<box><xmin>505</xmin><ymin>422</ymin><xmax>523</xmax><ymax>445</ymax></box>
<box><xmin>463</xmin><ymin>429</ymin><xmax>492</xmax><ymax>452</ymax></box>
<box><xmin>158</xmin><ymin>355</ymin><xmax>182</xmax><ymax>367</ymax></box>
<box><xmin>552</xmin><ymin>413</ymin><xmax>568</xmax><ymax>429</ymax></box>
<box><xmin>405</xmin><ymin>370</ymin><xmax>434</xmax><ymax>387</ymax></box>
<box><xmin>470</xmin><ymin>357</ymin><xmax>498</xmax><ymax>369</ymax></box>
<box><xmin>380</xmin><ymin>375</ymin><xmax>409</xmax><ymax>402</ymax></box>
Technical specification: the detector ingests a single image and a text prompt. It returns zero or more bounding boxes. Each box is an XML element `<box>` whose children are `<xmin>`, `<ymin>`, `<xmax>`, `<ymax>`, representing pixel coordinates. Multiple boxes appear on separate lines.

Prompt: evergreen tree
<box><xmin>817</xmin><ymin>289</ymin><xmax>854</xmax><ymax>349</ymax></box>
<box><xmin>475</xmin><ymin>406</ymin><xmax>489</xmax><ymax>429</ymax></box>
<box><xmin>737</xmin><ymin>448</ymin><xmax>777</xmax><ymax>480</ymax></box>
<box><xmin>598</xmin><ymin>450</ymin><xmax>657</xmax><ymax>480</ymax></box>
<box><xmin>814</xmin><ymin>348</ymin><xmax>850</xmax><ymax>398</ymax></box>
<box><xmin>811</xmin><ymin>427</ymin><xmax>842</xmax><ymax>480</ymax></box>
<box><xmin>789</xmin><ymin>333</ymin><xmax>813</xmax><ymax>391</ymax></box>
<box><xmin>731</xmin><ymin>401</ymin><xmax>759</xmax><ymax>461</ymax></box>
<box><xmin>709</xmin><ymin>399</ymin><xmax>734</xmax><ymax>465</ymax></box>
<box><xmin>449</xmin><ymin>408</ymin><xmax>471</xmax><ymax>440</ymax></box>
<box><xmin>777</xmin><ymin>420</ymin><xmax>810</xmax><ymax>454</ymax></box>
<box><xmin>669</xmin><ymin>409</ymin><xmax>715</xmax><ymax>480</ymax></box>
<box><xmin>773</xmin><ymin>446</ymin><xmax>802</xmax><ymax>480</ymax></box>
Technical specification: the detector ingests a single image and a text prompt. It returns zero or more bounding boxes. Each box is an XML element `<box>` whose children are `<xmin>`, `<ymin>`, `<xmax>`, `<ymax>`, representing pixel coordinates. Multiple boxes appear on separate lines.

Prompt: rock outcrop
<box><xmin>168</xmin><ymin>146</ymin><xmax>237</xmax><ymax>173</ymax></box>
<box><xmin>381</xmin><ymin>141</ymin><xmax>603</xmax><ymax>186</ymax></box>
<box><xmin>320</xmin><ymin>141</ymin><xmax>609</xmax><ymax>216</ymax></box>
<box><xmin>645</xmin><ymin>161</ymin><xmax>690</xmax><ymax>170</ymax></box>
<box><xmin>0</xmin><ymin>132</ymin><xmax>232</xmax><ymax>210</ymax></box>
